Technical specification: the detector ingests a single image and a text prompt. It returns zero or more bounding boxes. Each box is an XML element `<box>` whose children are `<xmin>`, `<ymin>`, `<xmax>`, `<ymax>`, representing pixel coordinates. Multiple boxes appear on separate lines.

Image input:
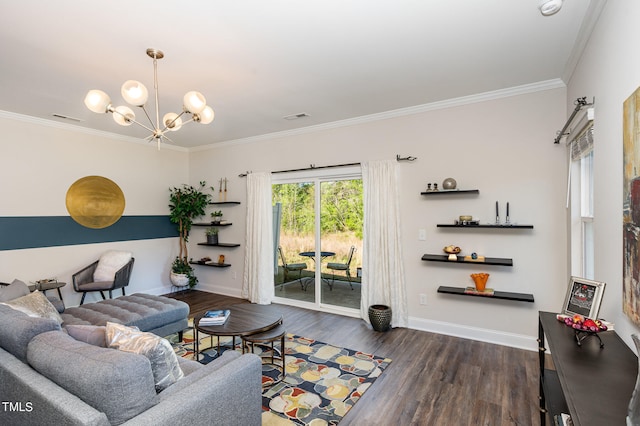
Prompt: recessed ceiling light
<box><xmin>283</xmin><ymin>112</ymin><xmax>310</xmax><ymax>121</ymax></box>
<box><xmin>539</xmin><ymin>0</ymin><xmax>563</xmax><ymax>16</ymax></box>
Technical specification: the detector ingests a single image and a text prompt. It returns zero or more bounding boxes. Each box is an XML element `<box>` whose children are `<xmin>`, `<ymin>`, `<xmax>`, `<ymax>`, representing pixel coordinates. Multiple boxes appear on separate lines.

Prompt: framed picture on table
<box><xmin>562</xmin><ymin>276</ymin><xmax>606</xmax><ymax>319</ymax></box>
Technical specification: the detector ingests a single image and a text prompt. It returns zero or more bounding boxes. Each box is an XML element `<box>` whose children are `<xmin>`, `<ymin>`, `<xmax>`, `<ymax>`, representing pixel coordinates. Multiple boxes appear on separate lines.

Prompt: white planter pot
<box><xmin>170</xmin><ymin>272</ymin><xmax>190</xmax><ymax>288</ymax></box>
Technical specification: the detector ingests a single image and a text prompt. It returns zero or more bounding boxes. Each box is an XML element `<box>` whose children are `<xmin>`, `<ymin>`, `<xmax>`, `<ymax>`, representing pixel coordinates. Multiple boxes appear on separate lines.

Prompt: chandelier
<box><xmin>84</xmin><ymin>48</ymin><xmax>214</xmax><ymax>149</ymax></box>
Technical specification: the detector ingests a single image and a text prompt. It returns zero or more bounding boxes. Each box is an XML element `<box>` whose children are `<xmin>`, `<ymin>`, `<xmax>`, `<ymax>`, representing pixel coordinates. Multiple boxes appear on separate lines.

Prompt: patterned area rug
<box><xmin>169</xmin><ymin>322</ymin><xmax>391</xmax><ymax>425</ymax></box>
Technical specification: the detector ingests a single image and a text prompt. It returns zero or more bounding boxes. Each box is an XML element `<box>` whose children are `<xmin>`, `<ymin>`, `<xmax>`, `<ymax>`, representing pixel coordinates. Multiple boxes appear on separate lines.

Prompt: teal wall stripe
<box><xmin>0</xmin><ymin>216</ymin><xmax>178</xmax><ymax>251</ymax></box>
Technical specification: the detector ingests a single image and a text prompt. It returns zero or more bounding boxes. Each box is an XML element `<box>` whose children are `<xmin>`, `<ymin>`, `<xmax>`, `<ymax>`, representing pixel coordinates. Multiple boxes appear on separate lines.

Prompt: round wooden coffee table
<box><xmin>194</xmin><ymin>303</ymin><xmax>283</xmax><ymax>361</ymax></box>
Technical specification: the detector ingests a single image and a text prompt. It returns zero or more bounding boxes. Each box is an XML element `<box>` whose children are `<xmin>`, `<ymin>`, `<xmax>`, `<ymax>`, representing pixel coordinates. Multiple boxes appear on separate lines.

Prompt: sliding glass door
<box><xmin>273</xmin><ymin>168</ymin><xmax>362</xmax><ymax>314</ymax></box>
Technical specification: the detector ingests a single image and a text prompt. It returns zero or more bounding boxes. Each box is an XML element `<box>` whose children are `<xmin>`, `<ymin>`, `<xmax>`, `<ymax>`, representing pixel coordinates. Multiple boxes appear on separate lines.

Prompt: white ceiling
<box><xmin>0</xmin><ymin>0</ymin><xmax>604</xmax><ymax>148</ymax></box>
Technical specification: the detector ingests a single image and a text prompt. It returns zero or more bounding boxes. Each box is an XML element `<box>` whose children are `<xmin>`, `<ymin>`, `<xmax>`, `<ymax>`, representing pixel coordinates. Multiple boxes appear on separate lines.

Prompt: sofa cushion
<box><xmin>0</xmin><ymin>304</ymin><xmax>61</xmax><ymax>362</ymax></box>
<box><xmin>94</xmin><ymin>250</ymin><xmax>132</xmax><ymax>282</ymax></box>
<box><xmin>1</xmin><ymin>290</ymin><xmax>63</xmax><ymax>324</ymax></box>
<box><xmin>0</xmin><ymin>279</ymin><xmax>30</xmax><ymax>302</ymax></box>
<box><xmin>66</xmin><ymin>324</ymin><xmax>107</xmax><ymax>347</ymax></box>
<box><xmin>27</xmin><ymin>330</ymin><xmax>158</xmax><ymax>425</ymax></box>
<box><xmin>159</xmin><ymin>350</ymin><xmax>241</xmax><ymax>401</ymax></box>
<box><xmin>106</xmin><ymin>322</ymin><xmax>184</xmax><ymax>392</ymax></box>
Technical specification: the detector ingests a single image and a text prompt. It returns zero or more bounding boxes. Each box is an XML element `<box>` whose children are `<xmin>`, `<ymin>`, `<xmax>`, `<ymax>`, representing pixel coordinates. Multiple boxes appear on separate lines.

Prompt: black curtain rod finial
<box><xmin>396</xmin><ymin>155</ymin><xmax>417</xmax><ymax>162</ymax></box>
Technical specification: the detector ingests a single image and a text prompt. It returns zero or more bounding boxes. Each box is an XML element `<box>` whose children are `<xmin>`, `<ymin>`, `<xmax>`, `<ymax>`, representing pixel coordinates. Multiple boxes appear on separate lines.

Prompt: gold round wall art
<box><xmin>66</xmin><ymin>176</ymin><xmax>125</xmax><ymax>229</ymax></box>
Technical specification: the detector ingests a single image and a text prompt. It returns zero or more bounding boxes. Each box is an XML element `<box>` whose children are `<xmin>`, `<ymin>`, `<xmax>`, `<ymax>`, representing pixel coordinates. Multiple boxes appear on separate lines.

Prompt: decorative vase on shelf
<box><xmin>207</xmin><ymin>234</ymin><xmax>219</xmax><ymax>245</ymax></box>
<box><xmin>471</xmin><ymin>273</ymin><xmax>490</xmax><ymax>291</ymax></box>
<box><xmin>627</xmin><ymin>334</ymin><xmax>640</xmax><ymax>425</ymax></box>
<box><xmin>368</xmin><ymin>305</ymin><xmax>392</xmax><ymax>332</ymax></box>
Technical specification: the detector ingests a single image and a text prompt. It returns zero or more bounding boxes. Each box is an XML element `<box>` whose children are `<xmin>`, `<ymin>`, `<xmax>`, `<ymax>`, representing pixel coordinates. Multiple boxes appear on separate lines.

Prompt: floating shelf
<box><xmin>197</xmin><ymin>242</ymin><xmax>241</xmax><ymax>247</ymax></box>
<box><xmin>193</xmin><ymin>222</ymin><xmax>232</xmax><ymax>227</ymax></box>
<box><xmin>421</xmin><ymin>189</ymin><xmax>479</xmax><ymax>196</ymax></box>
<box><xmin>422</xmin><ymin>254</ymin><xmax>513</xmax><ymax>266</ymax></box>
<box><xmin>190</xmin><ymin>261</ymin><xmax>231</xmax><ymax>268</ymax></box>
<box><xmin>437</xmin><ymin>286</ymin><xmax>534</xmax><ymax>302</ymax></box>
<box><xmin>209</xmin><ymin>201</ymin><xmax>241</xmax><ymax>205</ymax></box>
<box><xmin>437</xmin><ymin>224</ymin><xmax>534</xmax><ymax>229</ymax></box>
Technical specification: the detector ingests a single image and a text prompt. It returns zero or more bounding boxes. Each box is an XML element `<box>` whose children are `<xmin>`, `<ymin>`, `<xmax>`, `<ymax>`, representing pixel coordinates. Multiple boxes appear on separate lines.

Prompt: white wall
<box><xmin>189</xmin><ymin>87</ymin><xmax>569</xmax><ymax>350</ymax></box>
<box><xmin>567</xmin><ymin>0</ymin><xmax>640</xmax><ymax>349</ymax></box>
<box><xmin>0</xmin><ymin>115</ymin><xmax>188</xmax><ymax>306</ymax></box>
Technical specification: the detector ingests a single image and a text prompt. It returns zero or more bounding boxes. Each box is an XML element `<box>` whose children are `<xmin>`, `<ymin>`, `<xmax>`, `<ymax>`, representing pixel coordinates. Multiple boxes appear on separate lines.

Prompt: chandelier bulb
<box><xmin>183</xmin><ymin>91</ymin><xmax>207</xmax><ymax>114</ymax></box>
<box><xmin>163</xmin><ymin>112</ymin><xmax>183</xmax><ymax>132</ymax></box>
<box><xmin>196</xmin><ymin>106</ymin><xmax>215</xmax><ymax>124</ymax></box>
<box><xmin>113</xmin><ymin>106</ymin><xmax>136</xmax><ymax>126</ymax></box>
<box><xmin>84</xmin><ymin>90</ymin><xmax>112</xmax><ymax>113</ymax></box>
<box><xmin>121</xmin><ymin>80</ymin><xmax>149</xmax><ymax>106</ymax></box>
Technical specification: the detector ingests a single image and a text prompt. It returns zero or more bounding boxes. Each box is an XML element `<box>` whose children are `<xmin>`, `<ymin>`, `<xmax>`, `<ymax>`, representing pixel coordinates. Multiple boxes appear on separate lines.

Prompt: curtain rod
<box><xmin>238</xmin><ymin>154</ymin><xmax>416</xmax><ymax>177</ymax></box>
<box><xmin>553</xmin><ymin>97</ymin><xmax>594</xmax><ymax>144</ymax></box>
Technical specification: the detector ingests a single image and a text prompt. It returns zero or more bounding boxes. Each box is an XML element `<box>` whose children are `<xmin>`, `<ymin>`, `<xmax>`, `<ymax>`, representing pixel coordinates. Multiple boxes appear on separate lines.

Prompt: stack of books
<box><xmin>463</xmin><ymin>287</ymin><xmax>495</xmax><ymax>296</ymax></box>
<box><xmin>199</xmin><ymin>309</ymin><xmax>230</xmax><ymax>326</ymax></box>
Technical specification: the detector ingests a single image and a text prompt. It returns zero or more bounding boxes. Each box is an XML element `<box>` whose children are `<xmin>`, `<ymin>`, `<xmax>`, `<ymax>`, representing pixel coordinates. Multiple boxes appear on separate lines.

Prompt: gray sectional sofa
<box><xmin>0</xmin><ymin>283</ymin><xmax>262</xmax><ymax>426</ymax></box>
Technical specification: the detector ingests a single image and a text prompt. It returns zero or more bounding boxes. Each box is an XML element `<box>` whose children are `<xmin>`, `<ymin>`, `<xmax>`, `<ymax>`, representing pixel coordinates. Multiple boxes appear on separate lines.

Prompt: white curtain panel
<box><xmin>242</xmin><ymin>172</ymin><xmax>274</xmax><ymax>304</ymax></box>
<box><xmin>361</xmin><ymin>160</ymin><xmax>408</xmax><ymax>327</ymax></box>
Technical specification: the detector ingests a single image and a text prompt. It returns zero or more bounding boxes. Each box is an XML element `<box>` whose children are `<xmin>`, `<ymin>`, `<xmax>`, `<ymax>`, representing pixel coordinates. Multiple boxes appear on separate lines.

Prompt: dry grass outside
<box><xmin>277</xmin><ymin>231</ymin><xmax>362</xmax><ymax>280</ymax></box>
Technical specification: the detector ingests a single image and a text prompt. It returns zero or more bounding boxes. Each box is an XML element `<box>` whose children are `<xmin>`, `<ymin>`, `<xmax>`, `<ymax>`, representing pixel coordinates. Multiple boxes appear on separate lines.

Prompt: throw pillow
<box><xmin>105</xmin><ymin>322</ymin><xmax>183</xmax><ymax>392</ymax></box>
<box><xmin>0</xmin><ymin>279</ymin><xmax>30</xmax><ymax>302</ymax></box>
<box><xmin>0</xmin><ymin>290</ymin><xmax>63</xmax><ymax>324</ymax></box>
<box><xmin>93</xmin><ymin>250</ymin><xmax>132</xmax><ymax>282</ymax></box>
<box><xmin>66</xmin><ymin>324</ymin><xmax>107</xmax><ymax>347</ymax></box>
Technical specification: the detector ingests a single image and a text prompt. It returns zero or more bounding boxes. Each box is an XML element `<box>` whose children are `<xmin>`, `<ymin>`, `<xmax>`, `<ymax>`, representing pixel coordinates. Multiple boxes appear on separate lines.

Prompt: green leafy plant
<box><xmin>206</xmin><ymin>227</ymin><xmax>219</xmax><ymax>236</ymax></box>
<box><xmin>171</xmin><ymin>257</ymin><xmax>198</xmax><ymax>288</ymax></box>
<box><xmin>169</xmin><ymin>181</ymin><xmax>213</xmax><ymax>287</ymax></box>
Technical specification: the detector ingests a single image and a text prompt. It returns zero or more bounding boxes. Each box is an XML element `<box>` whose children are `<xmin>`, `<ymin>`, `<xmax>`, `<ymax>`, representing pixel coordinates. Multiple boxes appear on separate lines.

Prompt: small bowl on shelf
<box><xmin>443</xmin><ymin>245</ymin><xmax>461</xmax><ymax>254</ymax></box>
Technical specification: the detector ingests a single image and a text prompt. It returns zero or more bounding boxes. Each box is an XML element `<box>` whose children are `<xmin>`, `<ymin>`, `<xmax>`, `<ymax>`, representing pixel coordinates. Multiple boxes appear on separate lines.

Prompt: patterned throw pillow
<box><xmin>0</xmin><ymin>290</ymin><xmax>63</xmax><ymax>324</ymax></box>
<box><xmin>105</xmin><ymin>322</ymin><xmax>183</xmax><ymax>392</ymax></box>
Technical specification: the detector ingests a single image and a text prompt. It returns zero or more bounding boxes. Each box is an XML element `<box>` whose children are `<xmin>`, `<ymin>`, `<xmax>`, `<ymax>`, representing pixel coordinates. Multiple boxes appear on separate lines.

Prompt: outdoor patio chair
<box><xmin>278</xmin><ymin>246</ymin><xmax>307</xmax><ymax>290</ymax></box>
<box><xmin>327</xmin><ymin>246</ymin><xmax>356</xmax><ymax>290</ymax></box>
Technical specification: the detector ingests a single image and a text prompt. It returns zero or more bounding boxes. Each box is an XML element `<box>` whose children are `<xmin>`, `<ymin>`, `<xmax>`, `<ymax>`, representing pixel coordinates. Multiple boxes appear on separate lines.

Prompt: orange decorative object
<box><xmin>471</xmin><ymin>273</ymin><xmax>490</xmax><ymax>291</ymax></box>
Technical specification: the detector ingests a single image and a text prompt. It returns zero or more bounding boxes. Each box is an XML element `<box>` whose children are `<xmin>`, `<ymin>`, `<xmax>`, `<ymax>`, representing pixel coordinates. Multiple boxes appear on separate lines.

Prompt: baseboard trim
<box><xmin>408</xmin><ymin>316</ymin><xmax>538</xmax><ymax>352</ymax></box>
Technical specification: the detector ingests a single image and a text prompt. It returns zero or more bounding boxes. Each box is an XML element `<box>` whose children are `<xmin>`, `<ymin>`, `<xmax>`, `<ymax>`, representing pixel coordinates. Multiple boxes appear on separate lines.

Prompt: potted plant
<box><xmin>168</xmin><ymin>181</ymin><xmax>213</xmax><ymax>288</ymax></box>
<box><xmin>206</xmin><ymin>227</ymin><xmax>219</xmax><ymax>245</ymax></box>
<box><xmin>211</xmin><ymin>210</ymin><xmax>223</xmax><ymax>224</ymax></box>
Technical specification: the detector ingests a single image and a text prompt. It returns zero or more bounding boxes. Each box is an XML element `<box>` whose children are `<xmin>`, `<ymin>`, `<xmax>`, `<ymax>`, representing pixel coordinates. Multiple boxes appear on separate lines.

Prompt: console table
<box><xmin>538</xmin><ymin>311</ymin><xmax>637</xmax><ymax>425</ymax></box>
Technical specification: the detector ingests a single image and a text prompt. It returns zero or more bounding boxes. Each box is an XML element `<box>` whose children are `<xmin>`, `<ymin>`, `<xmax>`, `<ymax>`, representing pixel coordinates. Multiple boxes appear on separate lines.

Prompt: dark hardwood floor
<box><xmin>165</xmin><ymin>290</ymin><xmax>541</xmax><ymax>426</ymax></box>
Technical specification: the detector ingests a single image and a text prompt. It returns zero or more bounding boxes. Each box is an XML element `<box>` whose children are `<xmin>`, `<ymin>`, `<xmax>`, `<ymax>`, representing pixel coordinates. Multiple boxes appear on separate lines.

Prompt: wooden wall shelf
<box><xmin>197</xmin><ymin>242</ymin><xmax>240</xmax><ymax>248</ymax></box>
<box><xmin>422</xmin><ymin>254</ymin><xmax>513</xmax><ymax>266</ymax></box>
<box><xmin>437</xmin><ymin>224</ymin><xmax>534</xmax><ymax>229</ymax></box>
<box><xmin>190</xmin><ymin>262</ymin><xmax>231</xmax><ymax>268</ymax></box>
<box><xmin>421</xmin><ymin>189</ymin><xmax>479</xmax><ymax>196</ymax></box>
<box><xmin>209</xmin><ymin>201</ymin><xmax>241</xmax><ymax>205</ymax></box>
<box><xmin>193</xmin><ymin>222</ymin><xmax>232</xmax><ymax>227</ymax></box>
<box><xmin>437</xmin><ymin>286</ymin><xmax>534</xmax><ymax>302</ymax></box>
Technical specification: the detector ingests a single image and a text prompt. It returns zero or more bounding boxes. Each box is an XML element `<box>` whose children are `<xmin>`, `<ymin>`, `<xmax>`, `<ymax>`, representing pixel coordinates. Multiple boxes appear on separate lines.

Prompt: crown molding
<box><xmin>0</xmin><ymin>110</ymin><xmax>188</xmax><ymax>152</ymax></box>
<box><xmin>192</xmin><ymin>78</ymin><xmax>566</xmax><ymax>152</ymax></box>
<box><xmin>1</xmin><ymin>77</ymin><xmax>565</xmax><ymax>154</ymax></box>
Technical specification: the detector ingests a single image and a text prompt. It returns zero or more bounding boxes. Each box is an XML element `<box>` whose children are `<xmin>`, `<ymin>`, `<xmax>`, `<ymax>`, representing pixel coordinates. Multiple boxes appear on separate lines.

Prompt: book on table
<box><xmin>199</xmin><ymin>309</ymin><xmax>230</xmax><ymax>325</ymax></box>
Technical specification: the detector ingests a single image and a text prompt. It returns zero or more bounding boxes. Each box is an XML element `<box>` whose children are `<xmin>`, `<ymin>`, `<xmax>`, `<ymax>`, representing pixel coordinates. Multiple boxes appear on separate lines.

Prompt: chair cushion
<box><xmin>286</xmin><ymin>263</ymin><xmax>307</xmax><ymax>270</ymax></box>
<box><xmin>27</xmin><ymin>330</ymin><xmax>157</xmax><ymax>425</ymax></box>
<box><xmin>106</xmin><ymin>322</ymin><xmax>184</xmax><ymax>392</ymax></box>
<box><xmin>93</xmin><ymin>250</ymin><xmax>132</xmax><ymax>282</ymax></box>
<box><xmin>0</xmin><ymin>279</ymin><xmax>30</xmax><ymax>302</ymax></box>
<box><xmin>327</xmin><ymin>263</ymin><xmax>348</xmax><ymax>270</ymax></box>
<box><xmin>0</xmin><ymin>291</ymin><xmax>63</xmax><ymax>324</ymax></box>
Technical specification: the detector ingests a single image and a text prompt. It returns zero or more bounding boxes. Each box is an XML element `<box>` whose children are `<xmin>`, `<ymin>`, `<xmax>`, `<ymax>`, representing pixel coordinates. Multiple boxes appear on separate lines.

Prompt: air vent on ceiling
<box><xmin>52</xmin><ymin>114</ymin><xmax>82</xmax><ymax>122</ymax></box>
<box><xmin>283</xmin><ymin>112</ymin><xmax>310</xmax><ymax>121</ymax></box>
